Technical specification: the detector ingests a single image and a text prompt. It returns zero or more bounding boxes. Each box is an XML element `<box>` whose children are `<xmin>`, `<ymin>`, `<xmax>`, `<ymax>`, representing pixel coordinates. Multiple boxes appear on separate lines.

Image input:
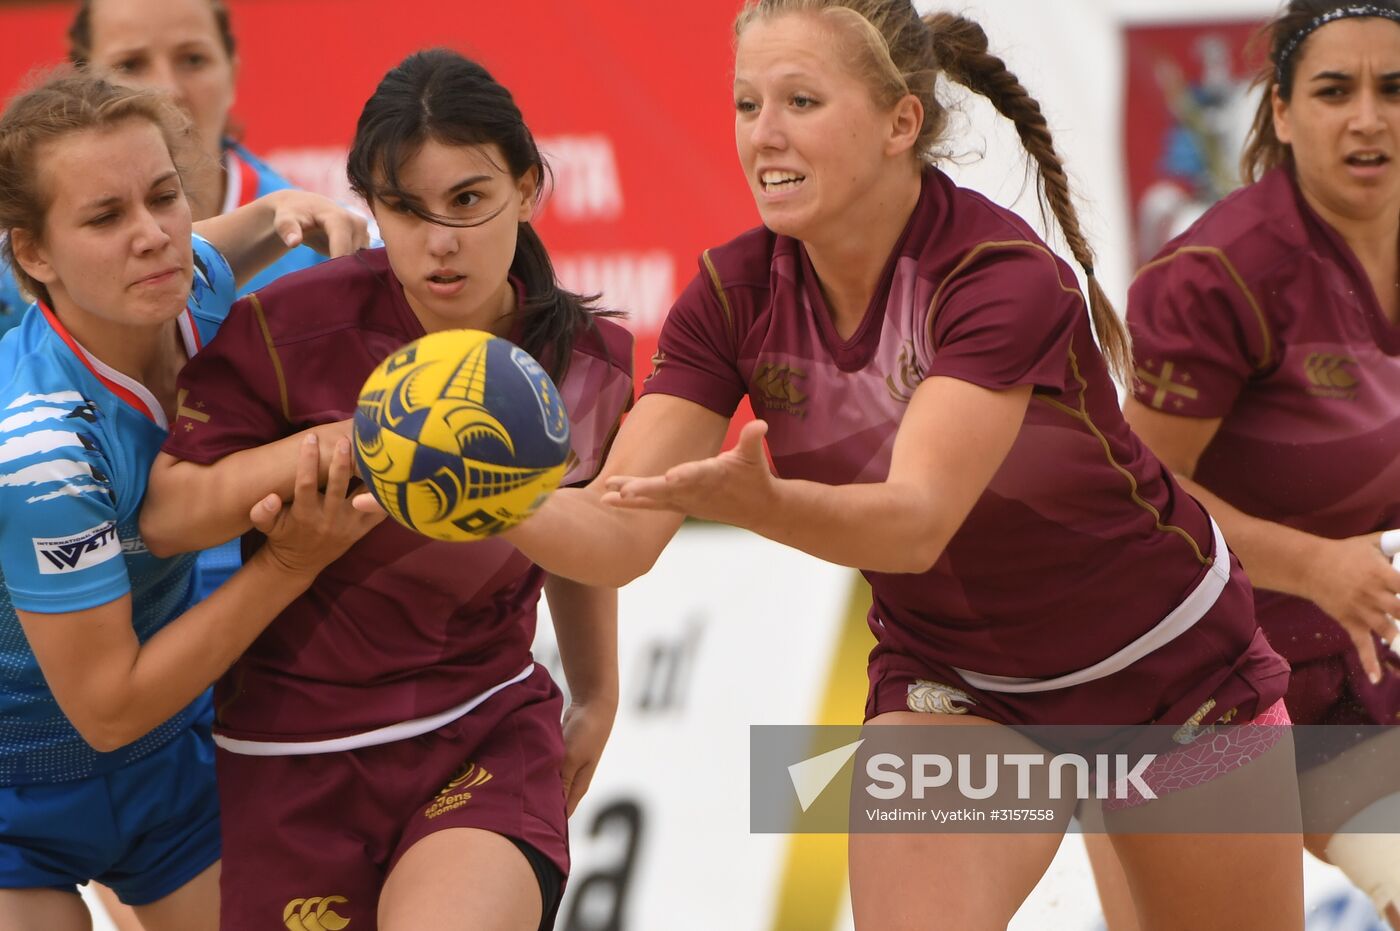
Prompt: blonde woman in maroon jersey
<box><xmin>464</xmin><ymin>1</ymin><xmax>1309</xmax><ymax>927</ymax></box>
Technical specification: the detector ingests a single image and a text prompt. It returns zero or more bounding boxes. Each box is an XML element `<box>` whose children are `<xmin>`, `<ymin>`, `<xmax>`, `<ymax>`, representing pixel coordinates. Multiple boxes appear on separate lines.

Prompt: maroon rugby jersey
<box><xmin>645</xmin><ymin>167</ymin><xmax>1285</xmax><ymax>705</ymax></box>
<box><xmin>162</xmin><ymin>249</ymin><xmax>634</xmax><ymax>742</ymax></box>
<box><xmin>1130</xmin><ymin>167</ymin><xmax>1400</xmax><ymax>669</ymax></box>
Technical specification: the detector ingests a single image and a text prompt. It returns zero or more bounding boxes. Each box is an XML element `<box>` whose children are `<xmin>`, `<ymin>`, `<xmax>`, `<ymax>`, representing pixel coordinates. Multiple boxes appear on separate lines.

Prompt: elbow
<box><xmin>599</xmin><ymin>560</ymin><xmax>651</xmax><ymax>589</ymax></box>
<box><xmin>871</xmin><ymin>535</ymin><xmax>947</xmax><ymax>575</ymax></box>
<box><xmin>73</xmin><ymin>715</ymin><xmax>140</xmax><ymax>754</ymax></box>
<box><xmin>138</xmin><ymin>509</ymin><xmax>181</xmax><ymax>559</ymax></box>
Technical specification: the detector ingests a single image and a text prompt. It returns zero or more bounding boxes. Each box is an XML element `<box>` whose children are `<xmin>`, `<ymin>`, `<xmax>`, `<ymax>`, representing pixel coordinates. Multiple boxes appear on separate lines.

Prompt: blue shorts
<box><xmin>0</xmin><ymin>722</ymin><xmax>220</xmax><ymax>905</ymax></box>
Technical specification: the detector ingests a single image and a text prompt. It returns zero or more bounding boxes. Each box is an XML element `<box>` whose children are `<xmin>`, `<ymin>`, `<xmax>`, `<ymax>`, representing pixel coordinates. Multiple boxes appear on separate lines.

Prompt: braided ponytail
<box><xmin>925</xmin><ymin>13</ymin><xmax>1131</xmax><ymax>382</ymax></box>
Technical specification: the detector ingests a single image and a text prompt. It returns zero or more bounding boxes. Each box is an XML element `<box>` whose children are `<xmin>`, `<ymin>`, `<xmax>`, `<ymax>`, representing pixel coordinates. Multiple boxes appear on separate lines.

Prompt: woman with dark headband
<box><xmin>1118</xmin><ymin>2</ymin><xmax>1400</xmax><ymax>926</ymax></box>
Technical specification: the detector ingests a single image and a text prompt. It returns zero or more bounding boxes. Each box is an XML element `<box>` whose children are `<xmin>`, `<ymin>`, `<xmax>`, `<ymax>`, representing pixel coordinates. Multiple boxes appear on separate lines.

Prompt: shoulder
<box><xmin>0</xmin><ymin>342</ymin><xmax>108</xmax><ymax>499</ymax></box>
<box><xmin>1137</xmin><ymin>169</ymin><xmax>1305</xmax><ymax>288</ymax></box>
<box><xmin>570</xmin><ymin>316</ymin><xmax>634</xmax><ymax>379</ymax></box>
<box><xmin>700</xmin><ymin>225</ymin><xmax>779</xmax><ymax>294</ymax></box>
<box><xmin>910</xmin><ymin>169</ymin><xmax>1080</xmax><ymax>297</ymax></box>
<box><xmin>247</xmin><ymin>248</ymin><xmax>397</xmax><ymax>340</ymax></box>
<box><xmin>189</xmin><ymin>234</ymin><xmax>237</xmax><ymax>326</ymax></box>
<box><xmin>228</xmin><ymin>142</ymin><xmax>296</xmax><ymax>196</ymax></box>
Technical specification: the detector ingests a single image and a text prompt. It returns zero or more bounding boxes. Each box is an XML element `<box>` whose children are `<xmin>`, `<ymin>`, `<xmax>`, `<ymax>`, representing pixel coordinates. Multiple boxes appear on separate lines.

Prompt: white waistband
<box><xmin>951</xmin><ymin>518</ymin><xmax>1231</xmax><ymax>694</ymax></box>
<box><xmin>212</xmin><ymin>664</ymin><xmax>536</xmax><ymax>756</ymax></box>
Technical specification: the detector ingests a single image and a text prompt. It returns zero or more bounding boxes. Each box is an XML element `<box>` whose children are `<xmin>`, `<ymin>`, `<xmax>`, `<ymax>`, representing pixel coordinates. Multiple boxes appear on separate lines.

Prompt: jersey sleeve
<box><xmin>924</xmin><ymin>243</ymin><xmax>1080</xmax><ymax>394</ymax></box>
<box><xmin>558</xmin><ymin>322</ymin><xmax>635</xmax><ymax>488</ymax></box>
<box><xmin>162</xmin><ymin>293</ymin><xmax>291</xmax><ymax>464</ymax></box>
<box><xmin>1127</xmin><ymin>248</ymin><xmax>1273</xmax><ymax>418</ymax></box>
<box><xmin>639</xmin><ymin>263</ymin><xmax>747</xmax><ymax>417</ymax></box>
<box><xmin>0</xmin><ymin>403</ymin><xmax>127</xmax><ymax>612</ymax></box>
<box><xmin>188</xmin><ymin>234</ymin><xmax>237</xmax><ymax>338</ymax></box>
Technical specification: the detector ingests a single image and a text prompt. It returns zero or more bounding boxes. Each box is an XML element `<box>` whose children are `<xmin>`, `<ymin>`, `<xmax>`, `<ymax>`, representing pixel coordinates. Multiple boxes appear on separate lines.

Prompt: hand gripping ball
<box><xmin>354</xmin><ymin>329</ymin><xmax>571</xmax><ymax>541</ymax></box>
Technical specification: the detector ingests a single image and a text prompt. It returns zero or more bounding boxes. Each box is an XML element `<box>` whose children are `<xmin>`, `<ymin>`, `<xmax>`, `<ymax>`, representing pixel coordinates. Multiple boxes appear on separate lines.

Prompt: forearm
<box><xmin>747</xmin><ymin>476</ymin><xmax>949</xmax><ymax>574</ymax></box>
<box><xmin>507</xmin><ymin>485</ymin><xmax>683</xmax><ymax>587</ymax></box>
<box><xmin>544</xmin><ymin>575</ymin><xmax>619</xmax><ymax>706</ymax></box>
<box><xmin>85</xmin><ymin>551</ymin><xmax>313</xmax><ymax>750</ymax></box>
<box><xmin>192</xmin><ymin>192</ymin><xmax>291</xmax><ymax>289</ymax></box>
<box><xmin>143</xmin><ymin>425</ymin><xmax>342</xmax><ymax>555</ymax></box>
<box><xmin>1176</xmin><ymin>475</ymin><xmax>1324</xmax><ymax>599</ymax></box>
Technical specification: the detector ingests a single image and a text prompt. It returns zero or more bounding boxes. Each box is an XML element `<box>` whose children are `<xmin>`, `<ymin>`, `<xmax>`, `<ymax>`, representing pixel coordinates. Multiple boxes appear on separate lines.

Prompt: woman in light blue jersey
<box><xmin>0</xmin><ymin>73</ymin><xmax>379</xmax><ymax>930</ymax></box>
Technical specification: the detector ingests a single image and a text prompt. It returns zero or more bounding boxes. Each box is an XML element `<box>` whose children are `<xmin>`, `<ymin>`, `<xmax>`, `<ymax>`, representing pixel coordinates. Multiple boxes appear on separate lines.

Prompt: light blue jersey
<box><xmin>0</xmin><ymin>236</ymin><xmax>235</xmax><ymax>785</ymax></box>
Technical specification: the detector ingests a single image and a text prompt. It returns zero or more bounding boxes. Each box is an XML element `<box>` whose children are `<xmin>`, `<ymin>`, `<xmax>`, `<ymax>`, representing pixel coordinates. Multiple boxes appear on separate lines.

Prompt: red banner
<box><xmin>1123</xmin><ymin>20</ymin><xmax>1266</xmax><ymax>266</ymax></box>
<box><xmin>0</xmin><ymin>0</ymin><xmax>760</xmax><ymax>427</ymax></box>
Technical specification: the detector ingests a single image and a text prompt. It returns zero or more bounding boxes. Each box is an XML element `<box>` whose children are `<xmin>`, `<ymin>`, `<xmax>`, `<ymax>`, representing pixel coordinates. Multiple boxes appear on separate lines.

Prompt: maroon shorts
<box><xmin>1284</xmin><ymin>648</ymin><xmax>1400</xmax><ymax>726</ymax></box>
<box><xmin>216</xmin><ymin>665</ymin><xmax>568</xmax><ymax>931</ymax></box>
<box><xmin>1282</xmin><ymin>648</ymin><xmax>1400</xmax><ymax>769</ymax></box>
<box><xmin>866</xmin><ymin>568</ymin><xmax>1290</xmax><ymax>731</ymax></box>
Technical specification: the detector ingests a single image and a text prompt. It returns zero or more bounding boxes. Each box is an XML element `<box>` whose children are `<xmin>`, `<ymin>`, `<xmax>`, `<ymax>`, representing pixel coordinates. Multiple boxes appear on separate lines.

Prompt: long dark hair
<box><xmin>348</xmin><ymin>49</ymin><xmax>615</xmax><ymax>382</ymax></box>
<box><xmin>1242</xmin><ymin>0</ymin><xmax>1400</xmax><ymax>182</ymax></box>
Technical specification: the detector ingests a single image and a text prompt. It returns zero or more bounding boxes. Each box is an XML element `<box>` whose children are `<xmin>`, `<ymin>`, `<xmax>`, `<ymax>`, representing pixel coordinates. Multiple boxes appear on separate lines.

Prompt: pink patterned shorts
<box><xmin>1102</xmin><ymin>699</ymin><xmax>1293</xmax><ymax>811</ymax></box>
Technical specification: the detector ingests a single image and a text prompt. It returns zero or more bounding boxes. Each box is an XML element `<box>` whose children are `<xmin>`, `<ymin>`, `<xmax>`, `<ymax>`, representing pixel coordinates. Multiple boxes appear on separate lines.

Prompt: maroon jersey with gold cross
<box><xmin>643</xmin><ymin>167</ymin><xmax>1285</xmax><ymax>722</ymax></box>
<box><xmin>1129</xmin><ymin>167</ymin><xmax>1400</xmax><ymax>670</ymax></box>
<box><xmin>162</xmin><ymin>249</ymin><xmax>634</xmax><ymax>743</ymax></box>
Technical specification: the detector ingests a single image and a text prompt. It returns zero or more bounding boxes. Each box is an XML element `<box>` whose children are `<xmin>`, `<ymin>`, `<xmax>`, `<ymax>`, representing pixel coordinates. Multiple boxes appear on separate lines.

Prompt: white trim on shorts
<box><xmin>211</xmin><ymin>664</ymin><xmax>536</xmax><ymax>756</ymax></box>
<box><xmin>950</xmin><ymin>518</ymin><xmax>1231</xmax><ymax>694</ymax></box>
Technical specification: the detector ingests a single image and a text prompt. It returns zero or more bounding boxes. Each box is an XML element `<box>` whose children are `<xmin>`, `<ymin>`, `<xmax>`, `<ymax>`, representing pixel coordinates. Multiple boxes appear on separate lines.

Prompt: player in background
<box><xmin>0</xmin><ymin>73</ymin><xmax>376</xmax><ymax>931</ymax></box>
<box><xmin>463</xmin><ymin>2</ymin><xmax>1308</xmax><ymax>928</ymax></box>
<box><xmin>142</xmin><ymin>49</ymin><xmax>633</xmax><ymax>931</ymax></box>
<box><xmin>0</xmin><ymin>0</ymin><xmax>332</xmax><ymax>333</ymax></box>
<box><xmin>68</xmin><ymin>0</ymin><xmax>332</xmax><ymax>294</ymax></box>
<box><xmin>1103</xmin><ymin>2</ymin><xmax>1400</xmax><ymax>927</ymax></box>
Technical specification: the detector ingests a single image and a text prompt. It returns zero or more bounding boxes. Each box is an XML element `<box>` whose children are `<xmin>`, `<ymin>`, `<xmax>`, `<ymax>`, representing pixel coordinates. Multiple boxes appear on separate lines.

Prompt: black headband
<box><xmin>1275</xmin><ymin>4</ymin><xmax>1400</xmax><ymax>86</ymax></box>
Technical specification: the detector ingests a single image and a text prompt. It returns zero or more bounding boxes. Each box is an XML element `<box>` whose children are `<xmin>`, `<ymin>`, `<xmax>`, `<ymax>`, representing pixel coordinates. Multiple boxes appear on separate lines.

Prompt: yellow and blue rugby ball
<box><xmin>354</xmin><ymin>330</ymin><xmax>570</xmax><ymax>541</ymax></box>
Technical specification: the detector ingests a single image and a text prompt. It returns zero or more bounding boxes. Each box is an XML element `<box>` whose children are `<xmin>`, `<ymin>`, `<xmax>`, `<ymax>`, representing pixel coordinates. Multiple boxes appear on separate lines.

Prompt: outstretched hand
<box><xmin>602</xmin><ymin>419</ymin><xmax>775</xmax><ymax>528</ymax></box>
<box><xmin>251</xmin><ymin>434</ymin><xmax>385</xmax><ymax>579</ymax></box>
<box><xmin>269</xmin><ymin>190</ymin><xmax>371</xmax><ymax>259</ymax></box>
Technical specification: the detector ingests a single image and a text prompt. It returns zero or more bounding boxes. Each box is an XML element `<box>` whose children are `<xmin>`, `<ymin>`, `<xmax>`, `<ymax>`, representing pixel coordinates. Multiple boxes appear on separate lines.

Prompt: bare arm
<box><xmin>502</xmin><ymin>394</ymin><xmax>732</xmax><ymax>586</ymax></box>
<box><xmin>141</xmin><ymin>419</ymin><xmax>352</xmax><ymax>557</ymax></box>
<box><xmin>21</xmin><ymin>437</ymin><xmax>382</xmax><ymax>751</ymax></box>
<box><xmin>545</xmin><ymin>574</ymin><xmax>618</xmax><ymax>815</ymax></box>
<box><xmin>1124</xmin><ymin>397</ymin><xmax>1400</xmax><ymax>681</ymax></box>
<box><xmin>192</xmin><ymin>190</ymin><xmax>370</xmax><ymax>289</ymax></box>
<box><xmin>608</xmin><ymin>377</ymin><xmax>1032</xmax><ymax>575</ymax></box>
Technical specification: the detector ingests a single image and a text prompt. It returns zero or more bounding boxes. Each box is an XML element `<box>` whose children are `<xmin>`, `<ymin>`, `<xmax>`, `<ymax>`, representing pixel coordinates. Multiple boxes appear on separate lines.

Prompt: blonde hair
<box><xmin>735</xmin><ymin>0</ymin><xmax>1133</xmax><ymax>382</ymax></box>
<box><xmin>0</xmin><ymin>71</ymin><xmax>189</xmax><ymax>306</ymax></box>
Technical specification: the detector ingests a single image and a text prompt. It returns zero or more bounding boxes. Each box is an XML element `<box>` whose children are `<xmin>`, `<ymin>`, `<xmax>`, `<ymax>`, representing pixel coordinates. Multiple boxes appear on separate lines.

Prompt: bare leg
<box><xmin>1083</xmin><ymin>832</ymin><xmax>1142</xmax><ymax>931</ymax></box>
<box><xmin>848</xmin><ymin>711</ymin><xmax>1072</xmax><ymax>931</ymax></box>
<box><xmin>1105</xmin><ymin>733</ymin><xmax>1304</xmax><ymax>931</ymax></box>
<box><xmin>128</xmin><ymin>863</ymin><xmax>219</xmax><ymax>931</ymax></box>
<box><xmin>91</xmin><ymin>883</ymin><xmax>146</xmax><ymax>931</ymax></box>
<box><xmin>0</xmin><ymin>888</ymin><xmax>92</xmax><ymax>931</ymax></box>
<box><xmin>379</xmin><ymin>828</ymin><xmax>541</xmax><ymax>931</ymax></box>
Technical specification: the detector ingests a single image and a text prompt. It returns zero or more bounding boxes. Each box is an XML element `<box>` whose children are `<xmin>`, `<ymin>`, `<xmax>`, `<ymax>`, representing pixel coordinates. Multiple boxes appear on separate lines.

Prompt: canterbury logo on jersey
<box><xmin>283</xmin><ymin>895</ymin><xmax>350</xmax><ymax>931</ymax></box>
<box><xmin>1302</xmin><ymin>352</ymin><xmax>1360</xmax><ymax>398</ymax></box>
<box><xmin>32</xmin><ymin>521</ymin><xmax>120</xmax><ymax>574</ymax></box>
<box><xmin>751</xmin><ymin>362</ymin><xmax>808</xmax><ymax>416</ymax></box>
